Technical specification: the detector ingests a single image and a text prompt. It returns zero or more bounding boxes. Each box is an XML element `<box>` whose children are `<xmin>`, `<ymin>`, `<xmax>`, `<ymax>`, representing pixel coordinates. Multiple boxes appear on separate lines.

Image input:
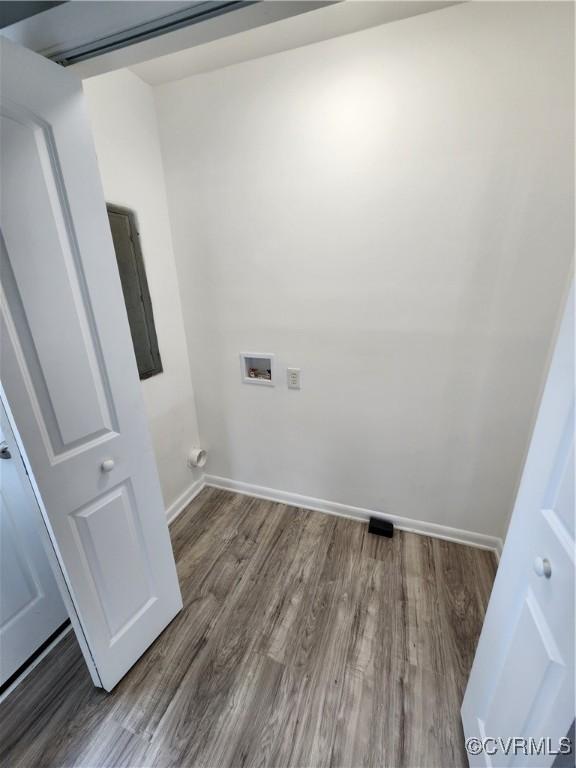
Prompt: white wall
<box><xmin>154</xmin><ymin>1</ymin><xmax>573</xmax><ymax>542</ymax></box>
<box><xmin>84</xmin><ymin>69</ymin><xmax>203</xmax><ymax>514</ymax></box>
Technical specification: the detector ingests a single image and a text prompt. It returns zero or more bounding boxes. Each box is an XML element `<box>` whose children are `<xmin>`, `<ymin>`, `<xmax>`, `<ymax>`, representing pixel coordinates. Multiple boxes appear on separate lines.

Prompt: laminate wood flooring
<box><xmin>0</xmin><ymin>488</ymin><xmax>497</xmax><ymax>768</ymax></box>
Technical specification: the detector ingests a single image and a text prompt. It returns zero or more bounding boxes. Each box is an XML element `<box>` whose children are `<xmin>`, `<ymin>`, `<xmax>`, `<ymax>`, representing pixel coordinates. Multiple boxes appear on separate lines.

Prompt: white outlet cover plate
<box><xmin>287</xmin><ymin>367</ymin><xmax>301</xmax><ymax>389</ymax></box>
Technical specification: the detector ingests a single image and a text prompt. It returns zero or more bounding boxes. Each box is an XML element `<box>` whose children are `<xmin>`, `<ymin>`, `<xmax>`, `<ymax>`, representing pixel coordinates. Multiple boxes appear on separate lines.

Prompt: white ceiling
<box><xmin>131</xmin><ymin>1</ymin><xmax>459</xmax><ymax>85</ymax></box>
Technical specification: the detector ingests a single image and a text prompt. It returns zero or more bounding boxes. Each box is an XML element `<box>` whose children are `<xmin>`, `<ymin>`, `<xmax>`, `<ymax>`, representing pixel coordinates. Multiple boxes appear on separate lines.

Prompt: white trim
<box><xmin>0</xmin><ymin>625</ymin><xmax>72</xmax><ymax>705</ymax></box>
<box><xmin>166</xmin><ymin>476</ymin><xmax>206</xmax><ymax>525</ymax></box>
<box><xmin>495</xmin><ymin>539</ymin><xmax>504</xmax><ymax>562</ymax></box>
<box><xmin>204</xmin><ymin>474</ymin><xmax>503</xmax><ymax>555</ymax></box>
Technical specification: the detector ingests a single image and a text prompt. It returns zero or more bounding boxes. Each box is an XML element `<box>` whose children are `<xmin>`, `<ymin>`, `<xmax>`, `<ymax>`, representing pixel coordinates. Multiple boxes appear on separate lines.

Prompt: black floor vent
<box><xmin>368</xmin><ymin>517</ymin><xmax>394</xmax><ymax>538</ymax></box>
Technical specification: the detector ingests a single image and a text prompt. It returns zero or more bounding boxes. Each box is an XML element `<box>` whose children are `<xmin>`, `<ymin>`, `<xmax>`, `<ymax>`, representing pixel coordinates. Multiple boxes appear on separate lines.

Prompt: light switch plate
<box><xmin>287</xmin><ymin>367</ymin><xmax>301</xmax><ymax>389</ymax></box>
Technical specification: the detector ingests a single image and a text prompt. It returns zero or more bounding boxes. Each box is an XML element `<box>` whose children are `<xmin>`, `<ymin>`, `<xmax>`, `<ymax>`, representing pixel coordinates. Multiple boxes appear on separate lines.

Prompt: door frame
<box><xmin>0</xmin><ymin>384</ymin><xmax>102</xmax><ymax>688</ymax></box>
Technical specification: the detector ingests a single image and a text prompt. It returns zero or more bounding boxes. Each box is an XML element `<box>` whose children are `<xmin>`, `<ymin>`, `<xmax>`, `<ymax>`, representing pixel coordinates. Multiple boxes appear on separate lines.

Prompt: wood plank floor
<box><xmin>0</xmin><ymin>488</ymin><xmax>497</xmax><ymax>768</ymax></box>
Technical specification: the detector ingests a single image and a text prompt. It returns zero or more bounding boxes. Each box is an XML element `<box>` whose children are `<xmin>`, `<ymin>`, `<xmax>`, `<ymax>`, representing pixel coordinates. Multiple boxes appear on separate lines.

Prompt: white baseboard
<box><xmin>205</xmin><ymin>474</ymin><xmax>503</xmax><ymax>555</ymax></box>
<box><xmin>166</xmin><ymin>476</ymin><xmax>206</xmax><ymax>525</ymax></box>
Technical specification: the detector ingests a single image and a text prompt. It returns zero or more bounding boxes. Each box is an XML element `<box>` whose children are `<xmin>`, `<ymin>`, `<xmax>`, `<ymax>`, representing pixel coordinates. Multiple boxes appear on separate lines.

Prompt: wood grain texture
<box><xmin>0</xmin><ymin>488</ymin><xmax>497</xmax><ymax>767</ymax></box>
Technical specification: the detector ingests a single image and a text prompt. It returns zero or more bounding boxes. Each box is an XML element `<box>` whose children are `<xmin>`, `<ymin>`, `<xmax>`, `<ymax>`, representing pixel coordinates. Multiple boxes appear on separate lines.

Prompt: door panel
<box><xmin>462</xmin><ymin>285</ymin><xmax>574</xmax><ymax>768</ymax></box>
<box><xmin>0</xmin><ymin>37</ymin><xmax>182</xmax><ymax>691</ymax></box>
<box><xmin>1</xmin><ymin>111</ymin><xmax>117</xmax><ymax>451</ymax></box>
<box><xmin>482</xmin><ymin>590</ymin><xmax>563</xmax><ymax>751</ymax></box>
<box><xmin>71</xmin><ymin>483</ymin><xmax>155</xmax><ymax>641</ymax></box>
<box><xmin>1</xmin><ymin>503</ymin><xmax>38</xmax><ymax>628</ymax></box>
<box><xmin>0</xmin><ymin>403</ymin><xmax>68</xmax><ymax>686</ymax></box>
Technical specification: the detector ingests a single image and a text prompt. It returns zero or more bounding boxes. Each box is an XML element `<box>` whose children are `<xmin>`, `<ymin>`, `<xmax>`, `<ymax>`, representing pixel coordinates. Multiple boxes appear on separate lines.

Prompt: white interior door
<box><xmin>461</xmin><ymin>284</ymin><xmax>574</xmax><ymax>767</ymax></box>
<box><xmin>0</xmin><ymin>400</ymin><xmax>68</xmax><ymax>687</ymax></box>
<box><xmin>0</xmin><ymin>37</ymin><xmax>182</xmax><ymax>691</ymax></box>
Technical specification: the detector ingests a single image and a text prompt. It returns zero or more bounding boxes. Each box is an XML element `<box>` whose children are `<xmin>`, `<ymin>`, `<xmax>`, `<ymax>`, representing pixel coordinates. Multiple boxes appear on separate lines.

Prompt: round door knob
<box><xmin>101</xmin><ymin>458</ymin><xmax>115</xmax><ymax>473</ymax></box>
<box><xmin>533</xmin><ymin>556</ymin><xmax>552</xmax><ymax>579</ymax></box>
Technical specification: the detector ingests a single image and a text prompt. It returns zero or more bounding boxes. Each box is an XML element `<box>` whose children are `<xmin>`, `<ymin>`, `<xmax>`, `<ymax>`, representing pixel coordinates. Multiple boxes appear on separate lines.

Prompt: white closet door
<box><xmin>0</xmin><ymin>37</ymin><xmax>182</xmax><ymax>691</ymax></box>
<box><xmin>0</xmin><ymin>401</ymin><xmax>68</xmax><ymax>687</ymax></box>
<box><xmin>462</xmin><ymin>285</ymin><xmax>574</xmax><ymax>767</ymax></box>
